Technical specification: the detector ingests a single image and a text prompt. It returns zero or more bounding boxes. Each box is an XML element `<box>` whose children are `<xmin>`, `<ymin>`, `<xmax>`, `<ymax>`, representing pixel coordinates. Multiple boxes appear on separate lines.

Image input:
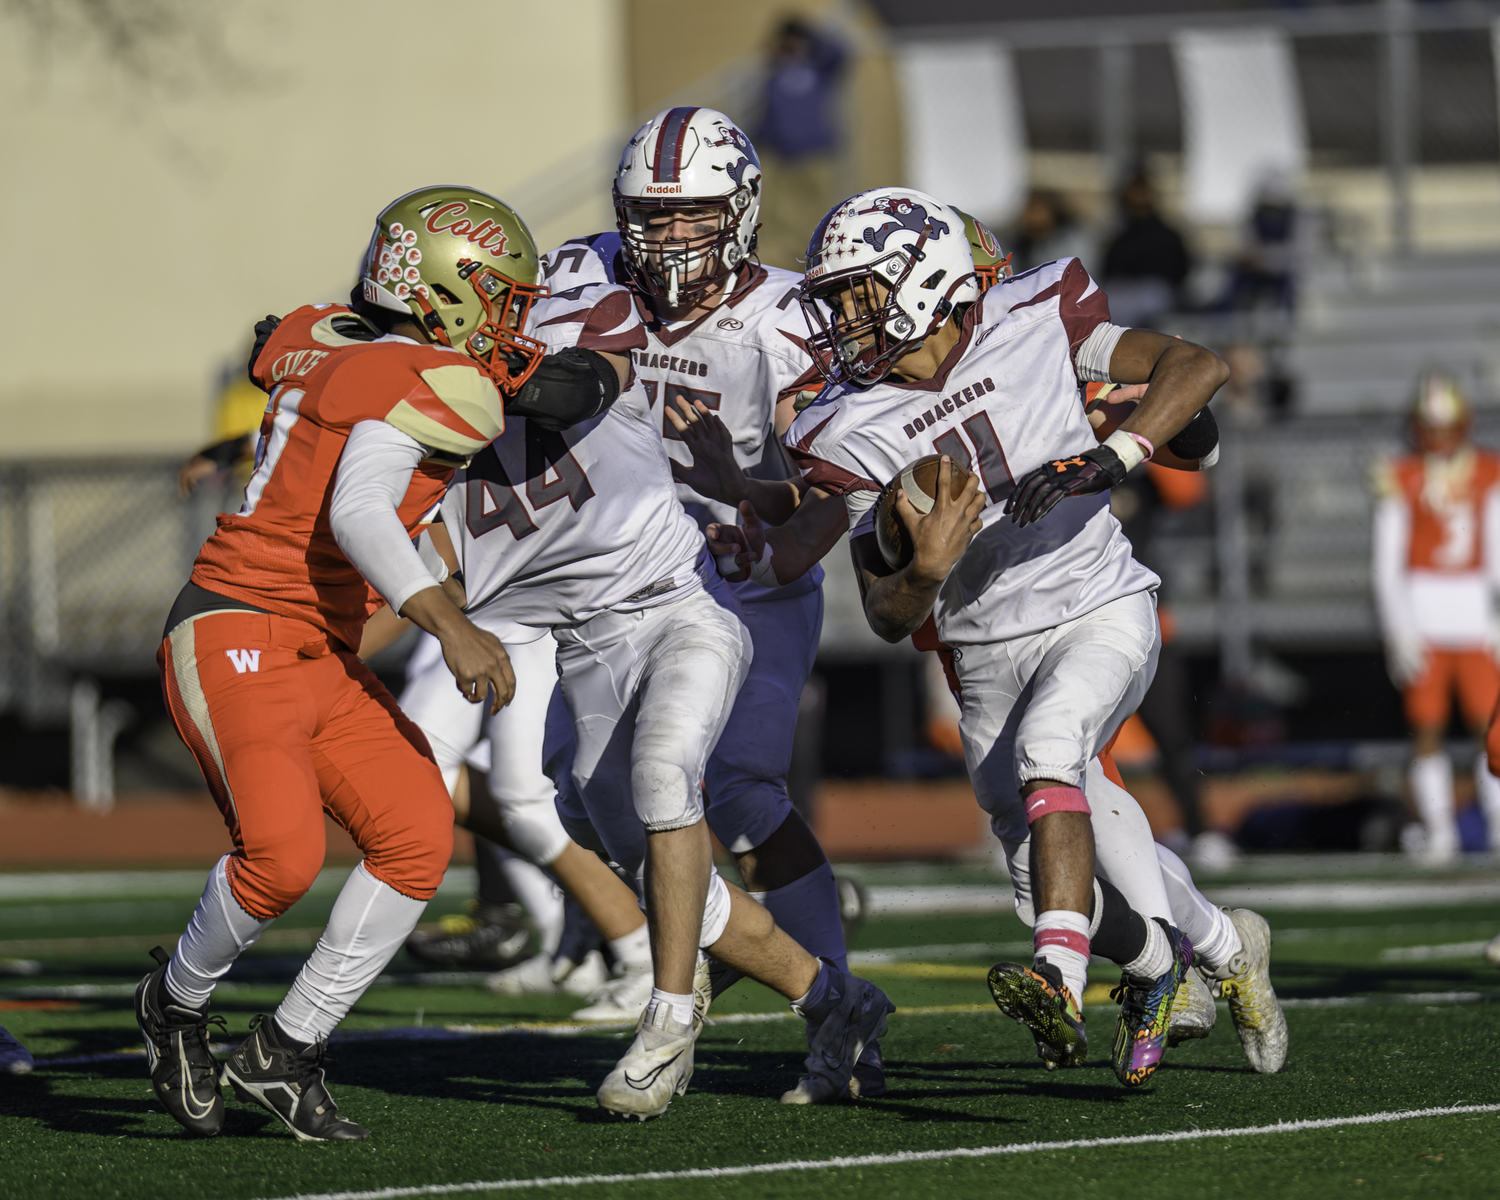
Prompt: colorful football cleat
<box><xmin>987</xmin><ymin>961</ymin><xmax>1087</xmax><ymax>1069</ymax></box>
<box><xmin>1109</xmin><ymin>922</ymin><xmax>1192</xmax><ymax>1087</ymax></box>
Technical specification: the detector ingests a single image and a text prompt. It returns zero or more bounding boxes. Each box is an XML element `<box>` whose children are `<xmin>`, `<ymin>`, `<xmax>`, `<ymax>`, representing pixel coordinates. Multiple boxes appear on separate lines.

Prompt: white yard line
<box><xmin>862</xmin><ymin>878</ymin><xmax>1500</xmax><ymax>916</ymax></box>
<box><xmin>242</xmin><ymin>1103</ymin><xmax>1500</xmax><ymax>1200</ymax></box>
<box><xmin>1380</xmin><ymin>940</ymin><xmax>1491</xmax><ymax>962</ymax></box>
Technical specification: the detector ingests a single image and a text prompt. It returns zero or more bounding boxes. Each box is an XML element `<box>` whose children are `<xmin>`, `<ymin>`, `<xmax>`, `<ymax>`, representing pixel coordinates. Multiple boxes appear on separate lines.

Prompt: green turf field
<box><xmin>3</xmin><ymin>862</ymin><xmax>1500</xmax><ymax>1199</ymax></box>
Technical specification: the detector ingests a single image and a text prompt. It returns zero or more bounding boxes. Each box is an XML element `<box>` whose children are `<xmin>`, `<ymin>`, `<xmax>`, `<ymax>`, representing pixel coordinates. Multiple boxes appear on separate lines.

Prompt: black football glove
<box><xmin>247</xmin><ymin>314</ymin><xmax>282</xmax><ymax>384</ymax></box>
<box><xmin>1005</xmin><ymin>443</ymin><xmax>1129</xmax><ymax>527</ymax></box>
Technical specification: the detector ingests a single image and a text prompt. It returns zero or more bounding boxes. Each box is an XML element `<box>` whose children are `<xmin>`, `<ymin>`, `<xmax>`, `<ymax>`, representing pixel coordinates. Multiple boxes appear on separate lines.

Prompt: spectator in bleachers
<box><xmin>1010</xmin><ymin>190</ymin><xmax>1095</xmax><ymax>275</ymax></box>
<box><xmin>1372</xmin><ymin>372</ymin><xmax>1500</xmax><ymax>863</ymax></box>
<box><xmin>1102</xmin><ymin>172</ymin><xmax>1191</xmax><ymax>328</ymax></box>
<box><xmin>753</xmin><ymin>17</ymin><xmax>846</xmax><ymax>271</ymax></box>
<box><xmin>1219</xmin><ymin>175</ymin><xmax>1301</xmax><ymax>314</ymax></box>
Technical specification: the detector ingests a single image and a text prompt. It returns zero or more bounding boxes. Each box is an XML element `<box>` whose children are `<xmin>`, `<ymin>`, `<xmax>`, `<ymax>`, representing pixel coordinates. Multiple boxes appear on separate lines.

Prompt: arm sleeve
<box><xmin>1073</xmin><ymin>322</ymin><xmax>1129</xmax><ymax>383</ymax></box>
<box><xmin>1372</xmin><ymin>495</ymin><xmax>1416</xmax><ymax>644</ymax></box>
<box><xmin>329</xmin><ymin>420</ymin><xmax>443</xmax><ymax>614</ymax></box>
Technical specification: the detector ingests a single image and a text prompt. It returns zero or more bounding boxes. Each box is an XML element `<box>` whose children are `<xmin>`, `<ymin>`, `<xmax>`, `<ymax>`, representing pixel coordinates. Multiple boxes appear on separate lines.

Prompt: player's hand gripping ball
<box><xmin>875</xmin><ymin>454</ymin><xmax>976</xmax><ymax>569</ymax></box>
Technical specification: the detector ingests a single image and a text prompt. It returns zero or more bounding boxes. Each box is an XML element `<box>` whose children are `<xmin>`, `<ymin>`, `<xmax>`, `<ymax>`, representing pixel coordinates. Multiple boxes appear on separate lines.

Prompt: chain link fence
<box><xmin>0</xmin><ymin>460</ymin><xmax>232</xmax><ymax>724</ymax></box>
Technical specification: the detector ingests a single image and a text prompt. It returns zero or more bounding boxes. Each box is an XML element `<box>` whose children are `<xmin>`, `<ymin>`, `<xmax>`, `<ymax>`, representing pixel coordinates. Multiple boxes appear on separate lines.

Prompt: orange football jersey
<box><xmin>192</xmin><ymin>304</ymin><xmax>504</xmax><ymax>650</ymax></box>
<box><xmin>1380</xmin><ymin>448</ymin><xmax>1500</xmax><ymax>572</ymax></box>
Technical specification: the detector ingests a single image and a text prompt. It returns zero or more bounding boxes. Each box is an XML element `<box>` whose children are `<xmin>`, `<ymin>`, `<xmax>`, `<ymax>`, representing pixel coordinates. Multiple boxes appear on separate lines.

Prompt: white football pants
<box><xmin>956</xmin><ymin>589</ymin><xmax>1161</xmax><ymax>845</ymax></box>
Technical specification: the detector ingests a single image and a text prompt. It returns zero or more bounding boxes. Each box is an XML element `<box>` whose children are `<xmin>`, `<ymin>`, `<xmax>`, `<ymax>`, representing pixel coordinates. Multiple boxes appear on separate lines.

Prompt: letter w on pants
<box><xmin>226</xmin><ymin>649</ymin><xmax>261</xmax><ymax>674</ymax></box>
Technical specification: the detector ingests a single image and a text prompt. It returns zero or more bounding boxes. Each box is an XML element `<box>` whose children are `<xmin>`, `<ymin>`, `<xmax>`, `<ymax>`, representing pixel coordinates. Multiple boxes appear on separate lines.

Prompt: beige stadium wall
<box><xmin>0</xmin><ymin>1</ymin><xmax>628</xmax><ymax>456</ymax></box>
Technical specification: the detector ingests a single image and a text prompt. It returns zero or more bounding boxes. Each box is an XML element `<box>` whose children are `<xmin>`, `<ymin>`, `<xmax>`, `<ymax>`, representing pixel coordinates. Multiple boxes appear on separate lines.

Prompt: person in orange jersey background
<box><xmin>1373</xmin><ymin>371</ymin><xmax>1500</xmax><ymax>863</ymax></box>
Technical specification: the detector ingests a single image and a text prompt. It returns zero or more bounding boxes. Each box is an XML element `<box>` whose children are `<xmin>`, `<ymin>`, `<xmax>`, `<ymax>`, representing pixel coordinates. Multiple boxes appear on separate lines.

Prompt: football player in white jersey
<box><xmin>536</xmin><ymin>106</ymin><xmax>885</xmax><ymax>1088</ymax></box>
<box><xmin>792</xmin><ymin>187</ymin><xmax>1234</xmax><ymax>1086</ymax></box>
<box><xmin>431</xmin><ymin>257</ymin><xmax>893</xmax><ymax>1119</ymax></box>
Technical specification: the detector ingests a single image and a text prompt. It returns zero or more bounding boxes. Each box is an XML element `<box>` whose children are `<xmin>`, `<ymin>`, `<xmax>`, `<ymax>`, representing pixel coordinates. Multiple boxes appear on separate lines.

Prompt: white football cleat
<box><xmin>560</xmin><ymin>950</ymin><xmax>610</xmax><ymax>998</ymax></box>
<box><xmin>1190</xmin><ymin>830</ymin><xmax>1239</xmax><ymax>873</ymax></box>
<box><xmin>595</xmin><ymin>1001</ymin><xmax>697</xmax><ymax>1120</ymax></box>
<box><xmin>571</xmin><ymin>959</ymin><xmax>653</xmax><ymax>1022</ymax></box>
<box><xmin>781</xmin><ymin>965</ymin><xmax>895</xmax><ymax>1105</ymax></box>
<box><xmin>485</xmin><ymin>952</ymin><xmax>565</xmax><ymax>996</ymax></box>
<box><xmin>1484</xmin><ymin>932</ymin><xmax>1500</xmax><ymax>967</ymax></box>
<box><xmin>1208</xmin><ymin>908</ymin><xmax>1288</xmax><ymax>1074</ymax></box>
<box><xmin>1167</xmin><ymin>967</ymin><xmax>1217</xmax><ymax>1046</ymax></box>
<box><xmin>692</xmin><ymin>952</ymin><xmax>713</xmax><ymax>1025</ymax></box>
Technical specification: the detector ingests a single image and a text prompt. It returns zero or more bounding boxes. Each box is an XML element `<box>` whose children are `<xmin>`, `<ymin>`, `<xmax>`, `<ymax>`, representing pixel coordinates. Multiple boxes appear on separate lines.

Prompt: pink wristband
<box><xmin>1127</xmin><ymin>432</ymin><xmax>1155</xmax><ymax>459</ymax></box>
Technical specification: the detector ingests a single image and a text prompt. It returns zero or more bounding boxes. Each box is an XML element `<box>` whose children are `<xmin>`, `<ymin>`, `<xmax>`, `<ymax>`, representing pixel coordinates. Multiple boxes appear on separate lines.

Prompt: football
<box><xmin>874</xmin><ymin>454</ymin><xmax>976</xmax><ymax>569</ymax></box>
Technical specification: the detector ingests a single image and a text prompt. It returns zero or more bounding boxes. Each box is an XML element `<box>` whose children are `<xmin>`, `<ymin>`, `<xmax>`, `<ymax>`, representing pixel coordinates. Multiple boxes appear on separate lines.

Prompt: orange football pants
<box><xmin>1403</xmin><ymin>648</ymin><xmax>1500</xmax><ymax>732</ymax></box>
<box><xmin>158</xmin><ymin>610</ymin><xmax>453</xmax><ymax>920</ymax></box>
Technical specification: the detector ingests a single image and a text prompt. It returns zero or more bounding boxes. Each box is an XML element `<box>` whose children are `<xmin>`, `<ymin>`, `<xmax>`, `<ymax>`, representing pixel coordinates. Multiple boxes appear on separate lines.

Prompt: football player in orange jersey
<box><xmin>138</xmin><ymin>186</ymin><xmax>631</xmax><ymax>1143</ymax></box>
<box><xmin>1373</xmin><ymin>372</ymin><xmax>1500</xmax><ymax>864</ymax></box>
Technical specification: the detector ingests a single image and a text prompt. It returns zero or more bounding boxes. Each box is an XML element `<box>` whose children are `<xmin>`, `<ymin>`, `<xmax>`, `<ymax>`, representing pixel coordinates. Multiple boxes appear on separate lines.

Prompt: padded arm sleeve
<box><xmin>1073</xmin><ymin>322</ymin><xmax>1128</xmax><ymax>383</ymax></box>
<box><xmin>329</xmin><ymin>420</ymin><xmax>442</xmax><ymax>614</ymax></box>
<box><xmin>505</xmin><ymin>347</ymin><xmax>621</xmax><ymax>431</ymax></box>
<box><xmin>1166</xmin><ymin>405</ymin><xmax>1219</xmax><ymax>460</ymax></box>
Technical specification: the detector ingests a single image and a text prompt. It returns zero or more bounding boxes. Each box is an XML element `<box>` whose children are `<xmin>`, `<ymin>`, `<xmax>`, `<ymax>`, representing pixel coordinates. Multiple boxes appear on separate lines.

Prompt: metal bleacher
<box><xmin>1152</xmin><ymin>252</ymin><xmax>1500</xmax><ymax>660</ymax></box>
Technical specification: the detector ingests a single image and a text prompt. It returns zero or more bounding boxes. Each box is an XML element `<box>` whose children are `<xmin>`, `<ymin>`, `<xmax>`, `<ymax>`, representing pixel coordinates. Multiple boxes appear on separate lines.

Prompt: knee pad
<box><xmin>362</xmin><ymin>801</ymin><xmax>454</xmax><ymax>902</ymax></box>
<box><xmin>225</xmin><ymin>847</ymin><xmax>322</xmax><ymax>920</ymax></box>
<box><xmin>502</xmin><ymin>798</ymin><xmax>571</xmax><ymax>866</ymax></box>
<box><xmin>705</xmin><ymin>779</ymin><xmax>791</xmax><ymax>855</ymax></box>
<box><xmin>699</xmin><ymin>869</ymin><xmax>731</xmax><ymax>948</ymax></box>
<box><xmin>633</xmin><ymin>759</ymin><xmax>706</xmax><ymax>833</ymax></box>
<box><xmin>1023</xmin><ymin>784</ymin><xmax>1090</xmax><ymax>826</ymax></box>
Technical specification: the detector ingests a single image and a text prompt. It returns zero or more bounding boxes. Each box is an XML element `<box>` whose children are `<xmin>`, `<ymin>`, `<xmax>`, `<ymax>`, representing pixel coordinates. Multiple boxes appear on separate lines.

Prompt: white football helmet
<box><xmin>799</xmin><ymin>187</ymin><xmax>978</xmax><ymax>387</ymax></box>
<box><xmin>614</xmin><ymin>106</ymin><xmax>762</xmax><ymax>308</ymax></box>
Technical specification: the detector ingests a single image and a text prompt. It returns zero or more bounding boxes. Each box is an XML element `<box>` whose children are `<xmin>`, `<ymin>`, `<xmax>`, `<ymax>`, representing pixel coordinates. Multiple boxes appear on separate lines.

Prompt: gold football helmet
<box><xmin>359</xmin><ymin>186</ymin><xmax>547</xmax><ymax>394</ymax></box>
<box><xmin>953</xmin><ymin>208</ymin><xmax>1012</xmax><ymax>291</ymax></box>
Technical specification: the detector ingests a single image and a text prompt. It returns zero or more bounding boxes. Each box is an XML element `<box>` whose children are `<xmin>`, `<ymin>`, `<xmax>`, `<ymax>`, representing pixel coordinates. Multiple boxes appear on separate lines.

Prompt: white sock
<box><xmin>647</xmin><ymin>987</ymin><xmax>694</xmax><ymax>1028</ymax></box>
<box><xmin>608</xmin><ymin>921</ymin><xmax>652</xmax><ymax>973</ymax></box>
<box><xmin>1154</xmin><ymin>844</ymin><xmax>1241</xmax><ymax>971</ymax></box>
<box><xmin>1034</xmin><ymin>909</ymin><xmax>1090</xmax><ymax>1002</ymax></box>
<box><xmin>164</xmin><ymin>855</ymin><xmax>272</xmax><ymax>1010</ymax></box>
<box><xmin>752</xmin><ymin>862</ymin><xmax>848</xmax><ymax>972</ymax></box>
<box><xmin>1410</xmin><ymin>752</ymin><xmax>1457</xmax><ymax>851</ymax></box>
<box><xmin>1086</xmin><ymin>760</ymin><xmax>1174</xmax><ymax>923</ymax></box>
<box><xmin>274</xmin><ymin>862</ymin><xmax>426</xmax><ymax>1044</ymax></box>
<box><xmin>1123</xmin><ymin>917</ymin><xmax>1172</xmax><ymax>979</ymax></box>
<box><xmin>1474</xmin><ymin>755</ymin><xmax>1500</xmax><ymax>851</ymax></box>
<box><xmin>500</xmin><ymin>857</ymin><xmax>565</xmax><ymax>956</ymax></box>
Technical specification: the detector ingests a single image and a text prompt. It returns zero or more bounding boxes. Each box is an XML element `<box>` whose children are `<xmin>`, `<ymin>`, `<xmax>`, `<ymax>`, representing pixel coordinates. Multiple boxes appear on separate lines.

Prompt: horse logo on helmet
<box><xmin>857</xmin><ymin>196</ymin><xmax>950</xmax><ymax>253</ymax></box>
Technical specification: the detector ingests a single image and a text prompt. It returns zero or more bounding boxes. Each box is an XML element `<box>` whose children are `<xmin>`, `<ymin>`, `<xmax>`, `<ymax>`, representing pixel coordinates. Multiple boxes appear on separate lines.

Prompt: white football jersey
<box><xmin>442</xmin><ymin>279</ymin><xmax>708</xmax><ymax>629</ymax></box>
<box><xmin>540</xmin><ymin>233</ymin><xmax>825</xmax><ymax>602</ymax></box>
<box><xmin>783</xmin><ymin>257</ymin><xmax>1159</xmax><ymax>647</ymax></box>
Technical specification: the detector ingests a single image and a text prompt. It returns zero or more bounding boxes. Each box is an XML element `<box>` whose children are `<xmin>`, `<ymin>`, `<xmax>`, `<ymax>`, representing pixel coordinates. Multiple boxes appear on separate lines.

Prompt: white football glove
<box><xmin>1385</xmin><ymin>634</ymin><xmax>1427</xmax><ymax>688</ymax></box>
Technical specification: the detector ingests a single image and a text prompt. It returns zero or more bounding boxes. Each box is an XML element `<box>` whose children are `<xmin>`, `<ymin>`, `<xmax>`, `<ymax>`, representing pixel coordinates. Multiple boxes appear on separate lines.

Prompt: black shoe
<box><xmin>221</xmin><ymin>1015</ymin><xmax>368</xmax><ymax>1141</ymax></box>
<box><xmin>404</xmin><ymin>903</ymin><xmax>530</xmax><ymax>968</ymax></box>
<box><xmin>134</xmin><ymin>946</ymin><xmax>226</xmax><ymax>1137</ymax></box>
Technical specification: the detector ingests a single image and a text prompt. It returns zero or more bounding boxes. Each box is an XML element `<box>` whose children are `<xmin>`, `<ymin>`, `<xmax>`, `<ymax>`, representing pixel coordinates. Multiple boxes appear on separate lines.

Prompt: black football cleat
<box><xmin>221</xmin><ymin>1014</ymin><xmax>368</xmax><ymax>1141</ymax></box>
<box><xmin>134</xmin><ymin>945</ymin><xmax>226</xmax><ymax>1137</ymax></box>
<box><xmin>404</xmin><ymin>902</ymin><xmax>530</xmax><ymax>968</ymax></box>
